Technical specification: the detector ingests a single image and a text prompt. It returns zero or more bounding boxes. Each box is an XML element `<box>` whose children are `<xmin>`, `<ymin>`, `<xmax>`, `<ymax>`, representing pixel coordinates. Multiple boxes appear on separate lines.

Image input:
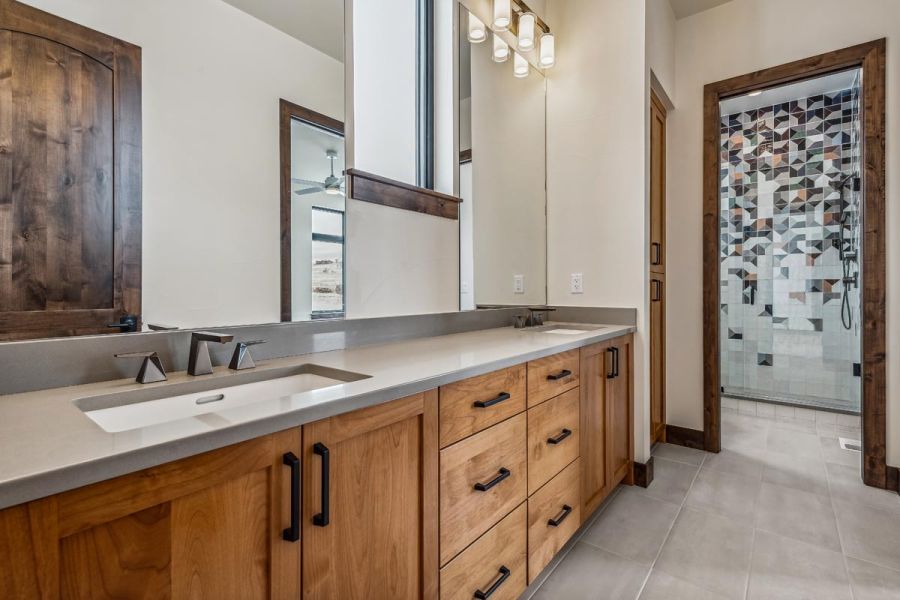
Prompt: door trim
<box><xmin>702</xmin><ymin>40</ymin><xmax>888</xmax><ymax>489</ymax></box>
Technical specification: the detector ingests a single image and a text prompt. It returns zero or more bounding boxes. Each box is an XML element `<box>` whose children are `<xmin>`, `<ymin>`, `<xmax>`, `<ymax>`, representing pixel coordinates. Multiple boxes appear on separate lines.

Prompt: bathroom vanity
<box><xmin>0</xmin><ymin>325</ymin><xmax>634</xmax><ymax>599</ymax></box>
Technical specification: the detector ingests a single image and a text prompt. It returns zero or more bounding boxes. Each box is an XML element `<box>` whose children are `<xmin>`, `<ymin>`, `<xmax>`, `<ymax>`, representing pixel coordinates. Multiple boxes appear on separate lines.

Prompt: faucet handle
<box><xmin>115</xmin><ymin>351</ymin><xmax>167</xmax><ymax>384</ymax></box>
<box><xmin>229</xmin><ymin>340</ymin><xmax>267</xmax><ymax>371</ymax></box>
<box><xmin>191</xmin><ymin>331</ymin><xmax>235</xmax><ymax>343</ymax></box>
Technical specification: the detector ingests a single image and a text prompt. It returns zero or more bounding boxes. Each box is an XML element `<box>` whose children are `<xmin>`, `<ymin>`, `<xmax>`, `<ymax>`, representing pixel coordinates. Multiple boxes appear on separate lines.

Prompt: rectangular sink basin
<box><xmin>74</xmin><ymin>364</ymin><xmax>370</xmax><ymax>433</ymax></box>
<box><xmin>532</xmin><ymin>324</ymin><xmax>608</xmax><ymax>334</ymax></box>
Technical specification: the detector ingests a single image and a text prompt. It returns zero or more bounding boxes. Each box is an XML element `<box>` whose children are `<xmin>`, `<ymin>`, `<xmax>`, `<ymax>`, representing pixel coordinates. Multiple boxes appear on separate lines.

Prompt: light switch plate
<box><xmin>570</xmin><ymin>273</ymin><xmax>584</xmax><ymax>294</ymax></box>
<box><xmin>513</xmin><ymin>275</ymin><xmax>525</xmax><ymax>294</ymax></box>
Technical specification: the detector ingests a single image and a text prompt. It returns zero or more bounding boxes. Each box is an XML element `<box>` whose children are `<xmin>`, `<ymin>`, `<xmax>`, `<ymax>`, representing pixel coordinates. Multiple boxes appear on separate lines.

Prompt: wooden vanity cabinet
<box><xmin>0</xmin><ymin>429</ymin><xmax>302</xmax><ymax>599</ymax></box>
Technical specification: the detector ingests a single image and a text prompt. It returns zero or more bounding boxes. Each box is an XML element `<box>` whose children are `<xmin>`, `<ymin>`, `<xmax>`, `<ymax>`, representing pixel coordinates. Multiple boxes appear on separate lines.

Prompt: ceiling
<box><xmin>668</xmin><ymin>0</ymin><xmax>733</xmax><ymax>19</ymax></box>
<box><xmin>221</xmin><ymin>0</ymin><xmax>344</xmax><ymax>62</ymax></box>
<box><xmin>720</xmin><ymin>69</ymin><xmax>860</xmax><ymax>115</ymax></box>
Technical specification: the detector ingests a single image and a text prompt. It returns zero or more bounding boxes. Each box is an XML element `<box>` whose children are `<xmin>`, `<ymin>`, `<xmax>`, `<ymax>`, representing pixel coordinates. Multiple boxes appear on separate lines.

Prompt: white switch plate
<box><xmin>513</xmin><ymin>275</ymin><xmax>525</xmax><ymax>294</ymax></box>
<box><xmin>571</xmin><ymin>273</ymin><xmax>584</xmax><ymax>294</ymax></box>
<box><xmin>460</xmin><ymin>281</ymin><xmax>470</xmax><ymax>293</ymax></box>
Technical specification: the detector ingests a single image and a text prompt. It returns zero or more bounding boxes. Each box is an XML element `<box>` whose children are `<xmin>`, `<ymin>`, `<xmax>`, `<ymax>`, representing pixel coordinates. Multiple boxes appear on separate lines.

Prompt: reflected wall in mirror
<box><xmin>0</xmin><ymin>0</ymin><xmax>345</xmax><ymax>340</ymax></box>
<box><xmin>457</xmin><ymin>2</ymin><xmax>548</xmax><ymax>310</ymax></box>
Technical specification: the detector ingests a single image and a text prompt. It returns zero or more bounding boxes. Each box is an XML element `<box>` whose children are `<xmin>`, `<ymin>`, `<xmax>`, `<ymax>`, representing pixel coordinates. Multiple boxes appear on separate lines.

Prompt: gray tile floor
<box><xmin>526</xmin><ymin>406</ymin><xmax>900</xmax><ymax>599</ymax></box>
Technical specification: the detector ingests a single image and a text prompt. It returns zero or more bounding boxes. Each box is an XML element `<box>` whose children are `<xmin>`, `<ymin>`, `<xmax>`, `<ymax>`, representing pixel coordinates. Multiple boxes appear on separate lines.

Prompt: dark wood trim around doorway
<box><xmin>279</xmin><ymin>99</ymin><xmax>345</xmax><ymax>323</ymax></box>
<box><xmin>702</xmin><ymin>40</ymin><xmax>889</xmax><ymax>489</ymax></box>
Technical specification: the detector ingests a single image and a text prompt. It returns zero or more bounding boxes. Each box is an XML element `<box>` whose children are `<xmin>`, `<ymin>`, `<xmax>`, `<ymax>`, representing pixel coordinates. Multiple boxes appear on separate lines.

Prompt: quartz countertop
<box><xmin>0</xmin><ymin>322</ymin><xmax>634</xmax><ymax>509</ymax></box>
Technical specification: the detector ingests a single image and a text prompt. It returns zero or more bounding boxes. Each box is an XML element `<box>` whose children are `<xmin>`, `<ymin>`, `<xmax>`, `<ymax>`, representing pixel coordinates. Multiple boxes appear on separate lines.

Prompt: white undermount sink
<box><xmin>532</xmin><ymin>324</ymin><xmax>608</xmax><ymax>335</ymax></box>
<box><xmin>73</xmin><ymin>364</ymin><xmax>370</xmax><ymax>433</ymax></box>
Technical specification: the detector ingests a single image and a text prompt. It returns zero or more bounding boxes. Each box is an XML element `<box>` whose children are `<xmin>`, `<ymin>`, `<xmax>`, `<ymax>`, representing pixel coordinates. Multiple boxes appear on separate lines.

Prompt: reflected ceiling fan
<box><xmin>293</xmin><ymin>150</ymin><xmax>345</xmax><ymax>196</ymax></box>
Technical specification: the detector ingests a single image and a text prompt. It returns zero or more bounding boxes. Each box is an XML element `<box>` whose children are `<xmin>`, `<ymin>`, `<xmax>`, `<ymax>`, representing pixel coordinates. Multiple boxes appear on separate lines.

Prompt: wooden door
<box><xmin>580</xmin><ymin>341</ymin><xmax>612</xmax><ymax>517</ymax></box>
<box><xmin>649</xmin><ymin>91</ymin><xmax>666</xmax><ymax>274</ymax></box>
<box><xmin>0</xmin><ymin>429</ymin><xmax>301</xmax><ymax>599</ymax></box>
<box><xmin>302</xmin><ymin>391</ymin><xmax>439</xmax><ymax>599</ymax></box>
<box><xmin>650</xmin><ymin>274</ymin><xmax>666</xmax><ymax>443</ymax></box>
<box><xmin>607</xmin><ymin>335</ymin><xmax>634</xmax><ymax>486</ymax></box>
<box><xmin>0</xmin><ymin>0</ymin><xmax>141</xmax><ymax>340</ymax></box>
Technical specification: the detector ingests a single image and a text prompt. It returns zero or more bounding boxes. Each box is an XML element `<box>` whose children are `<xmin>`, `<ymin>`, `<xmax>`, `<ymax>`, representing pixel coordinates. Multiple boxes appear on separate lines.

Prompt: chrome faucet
<box><xmin>188</xmin><ymin>331</ymin><xmax>234</xmax><ymax>376</ymax></box>
<box><xmin>229</xmin><ymin>339</ymin><xmax>267</xmax><ymax>370</ymax></box>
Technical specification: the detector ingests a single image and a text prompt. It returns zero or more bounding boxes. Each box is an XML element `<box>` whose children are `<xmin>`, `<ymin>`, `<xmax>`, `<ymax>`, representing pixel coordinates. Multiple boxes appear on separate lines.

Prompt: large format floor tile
<box><xmin>581</xmin><ymin>486</ymin><xmax>680</xmax><ymax>565</ymax></box>
<box><xmin>766</xmin><ymin>427</ymin><xmax>823</xmax><ymax>460</ymax></box>
<box><xmin>761</xmin><ymin>450</ymin><xmax>830</xmax><ymax>497</ymax></box>
<box><xmin>532</xmin><ymin>542</ymin><xmax>649</xmax><ymax>600</ymax></box>
<box><xmin>747</xmin><ymin>530</ymin><xmax>851</xmax><ymax>600</ymax></box>
<box><xmin>819</xmin><ymin>434</ymin><xmax>862</xmax><ymax>468</ymax></box>
<box><xmin>654</xmin><ymin>507</ymin><xmax>754</xmax><ymax>600</ymax></box>
<box><xmin>651</xmin><ymin>442</ymin><xmax>707</xmax><ymax>466</ymax></box>
<box><xmin>754</xmin><ymin>481</ymin><xmax>841</xmax><ymax>551</ymax></box>
<box><xmin>638</xmin><ymin>569</ymin><xmax>728</xmax><ymax>600</ymax></box>
<box><xmin>846</xmin><ymin>556</ymin><xmax>900</xmax><ymax>600</ymax></box>
<box><xmin>637</xmin><ymin>457</ymin><xmax>699</xmax><ymax>505</ymax></box>
<box><xmin>700</xmin><ymin>446</ymin><xmax>766</xmax><ymax>481</ymax></box>
<box><xmin>833</xmin><ymin>498</ymin><xmax>900</xmax><ymax>571</ymax></box>
<box><xmin>826</xmin><ymin>462</ymin><xmax>900</xmax><ymax>512</ymax></box>
<box><xmin>684</xmin><ymin>467</ymin><xmax>761</xmax><ymax>525</ymax></box>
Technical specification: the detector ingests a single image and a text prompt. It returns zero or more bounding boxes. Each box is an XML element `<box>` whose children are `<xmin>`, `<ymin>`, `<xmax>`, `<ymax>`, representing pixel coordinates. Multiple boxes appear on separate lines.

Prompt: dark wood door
<box><xmin>0</xmin><ymin>0</ymin><xmax>141</xmax><ymax>340</ymax></box>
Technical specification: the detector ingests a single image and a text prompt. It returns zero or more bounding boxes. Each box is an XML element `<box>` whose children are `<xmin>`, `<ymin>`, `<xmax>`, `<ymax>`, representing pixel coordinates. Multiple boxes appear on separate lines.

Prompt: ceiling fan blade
<box><xmin>292</xmin><ymin>178</ymin><xmax>326</xmax><ymax>187</ymax></box>
<box><xmin>294</xmin><ymin>187</ymin><xmax>324</xmax><ymax>196</ymax></box>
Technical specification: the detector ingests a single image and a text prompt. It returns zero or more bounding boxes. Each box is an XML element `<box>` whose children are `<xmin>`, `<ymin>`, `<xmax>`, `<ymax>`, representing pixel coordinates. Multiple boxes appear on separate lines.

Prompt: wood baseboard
<box><xmin>665</xmin><ymin>425</ymin><xmax>706</xmax><ymax>451</ymax></box>
<box><xmin>888</xmin><ymin>465</ymin><xmax>900</xmax><ymax>495</ymax></box>
<box><xmin>633</xmin><ymin>457</ymin><xmax>654</xmax><ymax>488</ymax></box>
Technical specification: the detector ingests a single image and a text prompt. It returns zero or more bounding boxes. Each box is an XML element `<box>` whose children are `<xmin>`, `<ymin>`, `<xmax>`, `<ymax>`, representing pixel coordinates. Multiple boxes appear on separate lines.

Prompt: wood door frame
<box><xmin>0</xmin><ymin>0</ymin><xmax>142</xmax><ymax>339</ymax></box>
<box><xmin>279</xmin><ymin>99</ymin><xmax>344</xmax><ymax>323</ymax></box>
<box><xmin>702</xmin><ymin>40</ymin><xmax>888</xmax><ymax>489</ymax></box>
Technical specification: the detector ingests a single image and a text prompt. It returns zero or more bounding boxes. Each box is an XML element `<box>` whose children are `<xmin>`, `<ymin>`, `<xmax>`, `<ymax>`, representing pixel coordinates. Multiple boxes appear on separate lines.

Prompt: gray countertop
<box><xmin>0</xmin><ymin>322</ymin><xmax>633</xmax><ymax>509</ymax></box>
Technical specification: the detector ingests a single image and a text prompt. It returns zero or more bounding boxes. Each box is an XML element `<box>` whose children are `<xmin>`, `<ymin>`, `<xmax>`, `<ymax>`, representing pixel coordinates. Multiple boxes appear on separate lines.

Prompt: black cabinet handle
<box><xmin>547</xmin><ymin>428</ymin><xmax>572</xmax><ymax>445</ymax></box>
<box><xmin>651</xmin><ymin>279</ymin><xmax>662</xmax><ymax>302</ymax></box>
<box><xmin>473</xmin><ymin>392</ymin><xmax>511</xmax><ymax>409</ymax></box>
<box><xmin>614</xmin><ymin>347</ymin><xmax>620</xmax><ymax>378</ymax></box>
<box><xmin>473</xmin><ymin>467</ymin><xmax>511</xmax><ymax>492</ymax></box>
<box><xmin>548</xmin><ymin>504</ymin><xmax>573</xmax><ymax>527</ymax></box>
<box><xmin>547</xmin><ymin>369</ymin><xmax>572</xmax><ymax>381</ymax></box>
<box><xmin>651</xmin><ymin>242</ymin><xmax>661</xmax><ymax>265</ymax></box>
<box><xmin>282</xmin><ymin>452</ymin><xmax>300</xmax><ymax>542</ymax></box>
<box><xmin>606</xmin><ymin>348</ymin><xmax>616</xmax><ymax>379</ymax></box>
<box><xmin>474</xmin><ymin>566</ymin><xmax>511</xmax><ymax>599</ymax></box>
<box><xmin>312</xmin><ymin>442</ymin><xmax>330</xmax><ymax>527</ymax></box>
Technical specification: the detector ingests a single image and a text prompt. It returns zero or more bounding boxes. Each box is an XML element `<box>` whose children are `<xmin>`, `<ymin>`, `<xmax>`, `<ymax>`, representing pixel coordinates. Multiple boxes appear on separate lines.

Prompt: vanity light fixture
<box><xmin>539</xmin><ymin>32</ymin><xmax>555</xmax><ymax>67</ymax></box>
<box><xmin>493</xmin><ymin>0</ymin><xmax>512</xmax><ymax>31</ymax></box>
<box><xmin>517</xmin><ymin>12</ymin><xmax>536</xmax><ymax>51</ymax></box>
<box><xmin>513</xmin><ymin>52</ymin><xmax>529</xmax><ymax>78</ymax></box>
<box><xmin>467</xmin><ymin>11</ymin><xmax>487</xmax><ymax>43</ymax></box>
<box><xmin>492</xmin><ymin>34</ymin><xmax>510</xmax><ymax>62</ymax></box>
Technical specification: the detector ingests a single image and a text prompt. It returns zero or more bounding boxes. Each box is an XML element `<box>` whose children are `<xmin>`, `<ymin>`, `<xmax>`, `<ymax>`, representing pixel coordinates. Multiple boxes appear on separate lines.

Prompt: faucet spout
<box><xmin>188</xmin><ymin>331</ymin><xmax>234</xmax><ymax>376</ymax></box>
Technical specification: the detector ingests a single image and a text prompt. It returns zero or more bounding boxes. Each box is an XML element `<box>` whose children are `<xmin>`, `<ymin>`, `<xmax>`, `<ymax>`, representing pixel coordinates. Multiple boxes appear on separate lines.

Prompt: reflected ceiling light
<box><xmin>517</xmin><ymin>12</ymin><xmax>536</xmax><ymax>51</ymax></box>
<box><xmin>493</xmin><ymin>0</ymin><xmax>511</xmax><ymax>31</ymax></box>
<box><xmin>513</xmin><ymin>52</ymin><xmax>529</xmax><ymax>78</ymax></box>
<box><xmin>539</xmin><ymin>32</ymin><xmax>555</xmax><ymax>68</ymax></box>
<box><xmin>492</xmin><ymin>34</ymin><xmax>509</xmax><ymax>62</ymax></box>
<box><xmin>467</xmin><ymin>11</ymin><xmax>486</xmax><ymax>43</ymax></box>
<box><xmin>748</xmin><ymin>90</ymin><xmax>763</xmax><ymax>97</ymax></box>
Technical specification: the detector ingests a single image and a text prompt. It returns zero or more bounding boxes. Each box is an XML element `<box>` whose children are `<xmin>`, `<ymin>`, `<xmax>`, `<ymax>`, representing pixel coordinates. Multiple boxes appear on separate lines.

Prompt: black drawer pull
<box><xmin>651</xmin><ymin>242</ymin><xmax>662</xmax><ymax>265</ymax></box>
<box><xmin>474</xmin><ymin>467</ymin><xmax>511</xmax><ymax>492</ymax></box>
<box><xmin>282</xmin><ymin>452</ymin><xmax>300</xmax><ymax>542</ymax></box>
<box><xmin>547</xmin><ymin>369</ymin><xmax>572</xmax><ymax>381</ymax></box>
<box><xmin>312</xmin><ymin>442</ymin><xmax>330</xmax><ymax>527</ymax></box>
<box><xmin>547</xmin><ymin>428</ymin><xmax>572</xmax><ymax>445</ymax></box>
<box><xmin>548</xmin><ymin>504</ymin><xmax>573</xmax><ymax>527</ymax></box>
<box><xmin>474</xmin><ymin>566</ymin><xmax>511</xmax><ymax>599</ymax></box>
<box><xmin>473</xmin><ymin>392</ymin><xmax>511</xmax><ymax>409</ymax></box>
<box><xmin>606</xmin><ymin>347</ymin><xmax>620</xmax><ymax>379</ymax></box>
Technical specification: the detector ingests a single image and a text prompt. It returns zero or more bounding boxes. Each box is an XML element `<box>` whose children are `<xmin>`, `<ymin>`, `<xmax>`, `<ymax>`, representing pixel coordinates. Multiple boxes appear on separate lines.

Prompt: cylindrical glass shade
<box><xmin>517</xmin><ymin>12</ymin><xmax>536</xmax><ymax>51</ymax></box>
<box><xmin>539</xmin><ymin>32</ymin><xmax>555</xmax><ymax>67</ymax></box>
<box><xmin>493</xmin><ymin>0</ymin><xmax>511</xmax><ymax>31</ymax></box>
<box><xmin>492</xmin><ymin>34</ymin><xmax>509</xmax><ymax>62</ymax></box>
<box><xmin>467</xmin><ymin>12</ymin><xmax>486</xmax><ymax>43</ymax></box>
<box><xmin>513</xmin><ymin>52</ymin><xmax>529</xmax><ymax>78</ymax></box>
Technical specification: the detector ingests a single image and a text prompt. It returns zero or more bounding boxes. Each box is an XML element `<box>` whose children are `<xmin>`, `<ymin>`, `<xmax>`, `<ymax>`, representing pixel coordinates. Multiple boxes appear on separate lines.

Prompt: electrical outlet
<box><xmin>460</xmin><ymin>281</ymin><xmax>470</xmax><ymax>293</ymax></box>
<box><xmin>513</xmin><ymin>274</ymin><xmax>525</xmax><ymax>294</ymax></box>
<box><xmin>571</xmin><ymin>273</ymin><xmax>584</xmax><ymax>294</ymax></box>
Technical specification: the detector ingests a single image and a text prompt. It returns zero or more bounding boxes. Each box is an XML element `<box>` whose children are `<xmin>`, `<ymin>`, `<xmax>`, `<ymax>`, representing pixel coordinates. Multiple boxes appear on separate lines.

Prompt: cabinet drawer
<box><xmin>527</xmin><ymin>349</ymin><xmax>580</xmax><ymax>407</ymax></box>
<box><xmin>528</xmin><ymin>459</ymin><xmax>581</xmax><ymax>583</ymax></box>
<box><xmin>440</xmin><ymin>413</ymin><xmax>527</xmax><ymax>565</ymax></box>
<box><xmin>440</xmin><ymin>503</ymin><xmax>527</xmax><ymax>600</ymax></box>
<box><xmin>527</xmin><ymin>388</ymin><xmax>580</xmax><ymax>495</ymax></box>
<box><xmin>439</xmin><ymin>365</ymin><xmax>526</xmax><ymax>448</ymax></box>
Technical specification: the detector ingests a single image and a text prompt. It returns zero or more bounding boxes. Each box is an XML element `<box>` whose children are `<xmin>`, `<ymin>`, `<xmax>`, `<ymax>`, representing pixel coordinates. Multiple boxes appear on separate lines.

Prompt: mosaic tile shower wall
<box><xmin>719</xmin><ymin>81</ymin><xmax>862</xmax><ymax>413</ymax></box>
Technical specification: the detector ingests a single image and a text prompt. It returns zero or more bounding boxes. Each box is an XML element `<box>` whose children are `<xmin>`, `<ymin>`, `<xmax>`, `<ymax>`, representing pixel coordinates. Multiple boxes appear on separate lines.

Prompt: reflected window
<box><xmin>311</xmin><ymin>207</ymin><xmax>345</xmax><ymax>319</ymax></box>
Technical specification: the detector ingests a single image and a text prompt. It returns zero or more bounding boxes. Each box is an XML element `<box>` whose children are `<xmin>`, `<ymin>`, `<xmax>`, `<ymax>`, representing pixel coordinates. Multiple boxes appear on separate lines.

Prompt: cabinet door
<box><xmin>608</xmin><ymin>335</ymin><xmax>634</xmax><ymax>486</ymax></box>
<box><xmin>650</xmin><ymin>274</ymin><xmax>666</xmax><ymax>444</ymax></box>
<box><xmin>302</xmin><ymin>391</ymin><xmax>439</xmax><ymax>599</ymax></box>
<box><xmin>579</xmin><ymin>342</ymin><xmax>612</xmax><ymax>517</ymax></box>
<box><xmin>0</xmin><ymin>430</ymin><xmax>302</xmax><ymax>599</ymax></box>
<box><xmin>649</xmin><ymin>91</ymin><xmax>666</xmax><ymax>274</ymax></box>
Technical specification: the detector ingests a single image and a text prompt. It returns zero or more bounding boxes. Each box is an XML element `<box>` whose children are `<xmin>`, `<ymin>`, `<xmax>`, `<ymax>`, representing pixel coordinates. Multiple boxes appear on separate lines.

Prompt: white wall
<box><xmin>667</xmin><ymin>0</ymin><xmax>900</xmax><ymax>465</ymax></box>
<box><xmin>545</xmin><ymin>0</ymin><xmax>651</xmax><ymax>462</ymax></box>
<box><xmin>459</xmin><ymin>162</ymin><xmax>476</xmax><ymax>311</ymax></box>
<box><xmin>646</xmin><ymin>0</ymin><xmax>677</xmax><ymax>102</ymax></box>
<box><xmin>22</xmin><ymin>0</ymin><xmax>345</xmax><ymax>329</ymax></box>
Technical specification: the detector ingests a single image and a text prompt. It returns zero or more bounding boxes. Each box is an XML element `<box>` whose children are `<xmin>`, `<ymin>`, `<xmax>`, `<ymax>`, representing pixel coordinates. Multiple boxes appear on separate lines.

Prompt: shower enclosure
<box><xmin>719</xmin><ymin>70</ymin><xmax>862</xmax><ymax>413</ymax></box>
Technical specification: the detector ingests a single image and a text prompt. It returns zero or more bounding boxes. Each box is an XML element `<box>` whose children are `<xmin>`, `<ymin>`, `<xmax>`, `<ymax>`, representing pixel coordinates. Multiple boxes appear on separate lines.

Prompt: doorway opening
<box><xmin>702</xmin><ymin>40</ymin><xmax>889</xmax><ymax>490</ymax></box>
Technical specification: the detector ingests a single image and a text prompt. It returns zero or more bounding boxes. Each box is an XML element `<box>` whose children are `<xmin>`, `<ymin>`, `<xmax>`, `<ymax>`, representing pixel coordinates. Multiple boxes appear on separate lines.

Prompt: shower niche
<box><xmin>718</xmin><ymin>70</ymin><xmax>862</xmax><ymax>413</ymax></box>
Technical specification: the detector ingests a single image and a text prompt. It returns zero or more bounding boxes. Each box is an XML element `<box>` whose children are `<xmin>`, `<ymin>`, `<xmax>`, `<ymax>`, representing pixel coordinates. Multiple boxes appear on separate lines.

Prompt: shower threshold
<box><xmin>723</xmin><ymin>387</ymin><xmax>860</xmax><ymax>416</ymax></box>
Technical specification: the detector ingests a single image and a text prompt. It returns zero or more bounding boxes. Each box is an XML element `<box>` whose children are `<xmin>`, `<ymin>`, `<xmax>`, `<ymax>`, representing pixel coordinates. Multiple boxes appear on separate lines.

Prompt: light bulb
<box><xmin>517</xmin><ymin>12</ymin><xmax>535</xmax><ymax>51</ymax></box>
<box><xmin>539</xmin><ymin>32</ymin><xmax>555</xmax><ymax>67</ymax></box>
<box><xmin>493</xmin><ymin>0</ymin><xmax>511</xmax><ymax>31</ymax></box>
<box><xmin>492</xmin><ymin>34</ymin><xmax>509</xmax><ymax>62</ymax></box>
<box><xmin>513</xmin><ymin>52</ymin><xmax>529</xmax><ymax>78</ymax></box>
<box><xmin>467</xmin><ymin>11</ymin><xmax>486</xmax><ymax>43</ymax></box>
